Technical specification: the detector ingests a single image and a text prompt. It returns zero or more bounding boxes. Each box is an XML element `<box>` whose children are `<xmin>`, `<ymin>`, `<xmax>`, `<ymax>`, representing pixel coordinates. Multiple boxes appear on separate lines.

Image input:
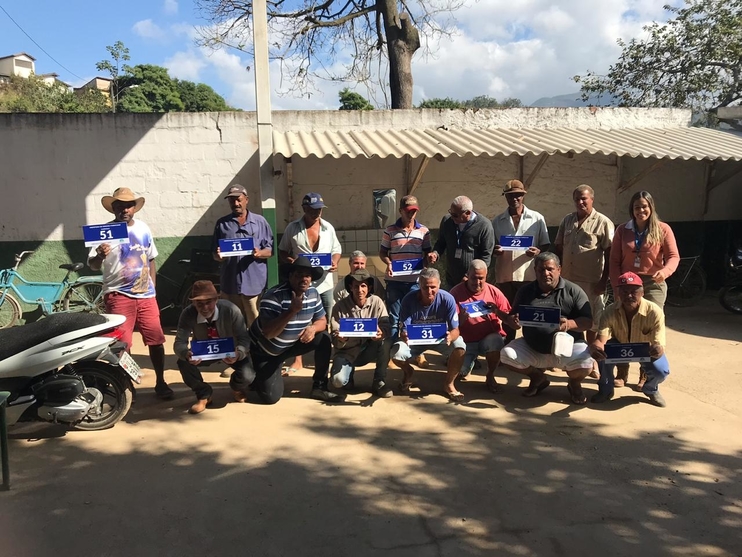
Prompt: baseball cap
<box><xmin>400</xmin><ymin>195</ymin><xmax>419</xmax><ymax>211</ymax></box>
<box><xmin>224</xmin><ymin>185</ymin><xmax>248</xmax><ymax>198</ymax></box>
<box><xmin>502</xmin><ymin>179</ymin><xmax>527</xmax><ymax>196</ymax></box>
<box><xmin>302</xmin><ymin>192</ymin><xmax>327</xmax><ymax>209</ymax></box>
<box><xmin>617</xmin><ymin>272</ymin><xmax>642</xmax><ymax>286</ymax></box>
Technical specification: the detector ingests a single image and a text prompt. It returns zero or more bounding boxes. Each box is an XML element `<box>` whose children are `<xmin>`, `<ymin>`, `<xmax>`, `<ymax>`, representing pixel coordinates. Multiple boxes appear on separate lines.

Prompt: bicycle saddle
<box><xmin>59</xmin><ymin>263</ymin><xmax>84</xmax><ymax>272</ymax></box>
<box><xmin>0</xmin><ymin>313</ymin><xmax>106</xmax><ymax>361</ymax></box>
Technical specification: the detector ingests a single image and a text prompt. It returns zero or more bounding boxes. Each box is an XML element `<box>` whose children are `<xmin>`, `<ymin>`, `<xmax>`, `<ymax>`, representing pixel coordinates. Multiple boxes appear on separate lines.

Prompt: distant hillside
<box><xmin>530</xmin><ymin>92</ymin><xmax>616</xmax><ymax>108</ymax></box>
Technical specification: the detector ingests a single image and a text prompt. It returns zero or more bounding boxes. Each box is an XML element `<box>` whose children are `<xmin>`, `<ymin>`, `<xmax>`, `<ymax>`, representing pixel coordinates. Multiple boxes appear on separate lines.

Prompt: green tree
<box><xmin>417</xmin><ymin>97</ymin><xmax>463</xmax><ymax>109</ymax></box>
<box><xmin>175</xmin><ymin>80</ymin><xmax>235</xmax><ymax>112</ymax></box>
<box><xmin>117</xmin><ymin>64</ymin><xmax>185</xmax><ymax>113</ymax></box>
<box><xmin>338</xmin><ymin>88</ymin><xmax>374</xmax><ymax>110</ymax></box>
<box><xmin>574</xmin><ymin>0</ymin><xmax>742</xmax><ymax>114</ymax></box>
<box><xmin>462</xmin><ymin>95</ymin><xmax>522</xmax><ymax>108</ymax></box>
<box><xmin>196</xmin><ymin>0</ymin><xmax>462</xmax><ymax>109</ymax></box>
<box><xmin>0</xmin><ymin>75</ymin><xmax>109</xmax><ymax>113</ymax></box>
<box><xmin>96</xmin><ymin>41</ymin><xmax>133</xmax><ymax>113</ymax></box>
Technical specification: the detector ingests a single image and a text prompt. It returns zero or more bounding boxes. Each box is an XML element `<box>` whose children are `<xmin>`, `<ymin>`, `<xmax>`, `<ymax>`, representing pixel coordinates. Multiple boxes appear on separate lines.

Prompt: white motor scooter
<box><xmin>0</xmin><ymin>312</ymin><xmax>140</xmax><ymax>430</ymax></box>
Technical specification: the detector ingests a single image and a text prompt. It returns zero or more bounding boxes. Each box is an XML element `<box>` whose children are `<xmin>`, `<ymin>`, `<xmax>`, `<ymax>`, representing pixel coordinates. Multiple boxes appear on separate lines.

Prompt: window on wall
<box><xmin>373</xmin><ymin>189</ymin><xmax>396</xmax><ymax>229</ymax></box>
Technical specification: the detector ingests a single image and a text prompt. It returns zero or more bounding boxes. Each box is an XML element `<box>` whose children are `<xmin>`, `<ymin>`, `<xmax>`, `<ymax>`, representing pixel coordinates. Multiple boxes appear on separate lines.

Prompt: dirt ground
<box><xmin>0</xmin><ymin>295</ymin><xmax>741</xmax><ymax>557</ymax></box>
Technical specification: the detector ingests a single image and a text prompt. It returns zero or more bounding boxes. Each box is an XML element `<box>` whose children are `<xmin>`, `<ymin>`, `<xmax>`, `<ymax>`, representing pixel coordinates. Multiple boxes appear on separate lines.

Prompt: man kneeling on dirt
<box><xmin>500</xmin><ymin>252</ymin><xmax>594</xmax><ymax>405</ymax></box>
<box><xmin>173</xmin><ymin>280</ymin><xmax>252</xmax><ymax>414</ymax></box>
<box><xmin>330</xmin><ymin>269</ymin><xmax>393</xmax><ymax>398</ymax></box>
<box><xmin>391</xmin><ymin>267</ymin><xmax>467</xmax><ymax>401</ymax></box>
<box><xmin>246</xmin><ymin>258</ymin><xmax>346</xmax><ymax>404</ymax></box>
<box><xmin>589</xmin><ymin>272</ymin><xmax>670</xmax><ymax>407</ymax></box>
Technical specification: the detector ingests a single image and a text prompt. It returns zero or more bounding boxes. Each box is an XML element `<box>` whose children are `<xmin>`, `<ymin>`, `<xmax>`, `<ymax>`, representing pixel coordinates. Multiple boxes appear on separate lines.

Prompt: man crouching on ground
<box><xmin>247</xmin><ymin>258</ymin><xmax>346</xmax><ymax>403</ymax></box>
<box><xmin>173</xmin><ymin>280</ymin><xmax>252</xmax><ymax>414</ymax></box>
<box><xmin>330</xmin><ymin>269</ymin><xmax>393</xmax><ymax>398</ymax></box>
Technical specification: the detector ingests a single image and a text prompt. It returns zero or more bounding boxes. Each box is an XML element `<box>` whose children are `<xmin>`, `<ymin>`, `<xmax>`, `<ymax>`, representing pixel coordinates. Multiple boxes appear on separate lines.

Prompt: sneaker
<box><xmin>372</xmin><ymin>379</ymin><xmax>394</xmax><ymax>398</ymax></box>
<box><xmin>646</xmin><ymin>391</ymin><xmax>666</xmax><ymax>408</ymax></box>
<box><xmin>310</xmin><ymin>386</ymin><xmax>347</xmax><ymax>403</ymax></box>
<box><xmin>590</xmin><ymin>390</ymin><xmax>614</xmax><ymax>404</ymax></box>
<box><xmin>154</xmin><ymin>382</ymin><xmax>174</xmax><ymax>400</ymax></box>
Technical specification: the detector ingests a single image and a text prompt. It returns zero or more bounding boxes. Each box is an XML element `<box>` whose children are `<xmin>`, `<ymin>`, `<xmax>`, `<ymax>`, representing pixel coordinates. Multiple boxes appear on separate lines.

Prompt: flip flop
<box><xmin>486</xmin><ymin>376</ymin><xmax>499</xmax><ymax>394</ymax></box>
<box><xmin>523</xmin><ymin>379</ymin><xmax>550</xmax><ymax>397</ymax></box>
<box><xmin>398</xmin><ymin>382</ymin><xmax>413</xmax><ymax>394</ymax></box>
<box><xmin>281</xmin><ymin>366</ymin><xmax>299</xmax><ymax>377</ymax></box>
<box><xmin>567</xmin><ymin>381</ymin><xmax>587</xmax><ymax>405</ymax></box>
<box><xmin>444</xmin><ymin>390</ymin><xmax>465</xmax><ymax>402</ymax></box>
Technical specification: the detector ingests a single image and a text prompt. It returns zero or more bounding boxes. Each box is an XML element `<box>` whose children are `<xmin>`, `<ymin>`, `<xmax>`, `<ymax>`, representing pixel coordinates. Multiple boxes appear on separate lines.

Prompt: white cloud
<box><xmin>163</xmin><ymin>0</ymin><xmax>178</xmax><ymax>16</ymax></box>
<box><xmin>132</xmin><ymin>19</ymin><xmax>166</xmax><ymax>40</ymax></box>
<box><xmin>164</xmin><ymin>50</ymin><xmax>206</xmax><ymax>81</ymax></box>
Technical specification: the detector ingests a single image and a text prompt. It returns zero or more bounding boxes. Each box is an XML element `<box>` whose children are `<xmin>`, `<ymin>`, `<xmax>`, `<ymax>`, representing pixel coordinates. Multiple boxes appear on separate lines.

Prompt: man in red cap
<box><xmin>589</xmin><ymin>271</ymin><xmax>670</xmax><ymax>407</ymax></box>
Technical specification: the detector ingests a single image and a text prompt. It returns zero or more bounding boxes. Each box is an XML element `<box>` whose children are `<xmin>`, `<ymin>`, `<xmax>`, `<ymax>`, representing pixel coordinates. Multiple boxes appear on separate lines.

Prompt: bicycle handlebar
<box><xmin>13</xmin><ymin>250</ymin><xmax>35</xmax><ymax>269</ymax></box>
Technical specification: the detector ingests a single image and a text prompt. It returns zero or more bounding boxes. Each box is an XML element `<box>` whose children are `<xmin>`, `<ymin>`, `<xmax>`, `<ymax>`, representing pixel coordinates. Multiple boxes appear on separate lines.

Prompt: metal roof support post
<box><xmin>253</xmin><ymin>0</ymin><xmax>278</xmax><ymax>287</ymax></box>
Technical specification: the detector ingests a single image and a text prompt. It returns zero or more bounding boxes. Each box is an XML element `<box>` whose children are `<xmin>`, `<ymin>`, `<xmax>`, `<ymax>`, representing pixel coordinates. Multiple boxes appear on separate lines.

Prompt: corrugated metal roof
<box><xmin>273</xmin><ymin>126</ymin><xmax>742</xmax><ymax>161</ymax></box>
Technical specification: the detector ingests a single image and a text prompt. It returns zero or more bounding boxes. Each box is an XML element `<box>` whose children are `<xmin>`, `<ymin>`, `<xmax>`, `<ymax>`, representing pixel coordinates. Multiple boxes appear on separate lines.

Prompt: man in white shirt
<box><xmin>491</xmin><ymin>180</ymin><xmax>550</xmax><ymax>341</ymax></box>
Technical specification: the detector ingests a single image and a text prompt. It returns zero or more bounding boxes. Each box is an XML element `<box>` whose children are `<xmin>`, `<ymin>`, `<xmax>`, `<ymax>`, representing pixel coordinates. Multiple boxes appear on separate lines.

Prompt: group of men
<box><xmin>89</xmin><ymin>180</ymin><xmax>670</xmax><ymax>414</ymax></box>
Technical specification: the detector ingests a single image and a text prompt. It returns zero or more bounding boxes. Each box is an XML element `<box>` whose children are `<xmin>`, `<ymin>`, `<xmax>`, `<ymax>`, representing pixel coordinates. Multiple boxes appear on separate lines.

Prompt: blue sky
<box><xmin>0</xmin><ymin>0</ymin><xmax>678</xmax><ymax>110</ymax></box>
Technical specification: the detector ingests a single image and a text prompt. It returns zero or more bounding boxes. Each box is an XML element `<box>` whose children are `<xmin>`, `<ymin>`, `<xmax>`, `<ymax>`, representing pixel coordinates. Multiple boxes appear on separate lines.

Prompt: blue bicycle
<box><xmin>0</xmin><ymin>251</ymin><xmax>104</xmax><ymax>328</ymax></box>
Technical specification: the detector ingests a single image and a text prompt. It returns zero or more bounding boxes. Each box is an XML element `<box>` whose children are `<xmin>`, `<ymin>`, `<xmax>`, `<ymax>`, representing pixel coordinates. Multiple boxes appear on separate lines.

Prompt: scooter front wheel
<box><xmin>72</xmin><ymin>362</ymin><xmax>134</xmax><ymax>431</ymax></box>
<box><xmin>719</xmin><ymin>285</ymin><xmax>742</xmax><ymax>315</ymax></box>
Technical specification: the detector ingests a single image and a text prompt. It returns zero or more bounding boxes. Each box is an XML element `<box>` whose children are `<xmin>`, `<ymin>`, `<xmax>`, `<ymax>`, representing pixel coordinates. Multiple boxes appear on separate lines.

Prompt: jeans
<box><xmin>331</xmin><ymin>338</ymin><xmax>392</xmax><ymax>388</ymax></box>
<box><xmin>178</xmin><ymin>356</ymin><xmax>254</xmax><ymax>400</ymax></box>
<box><xmin>461</xmin><ymin>333</ymin><xmax>505</xmax><ymax>376</ymax></box>
<box><xmin>391</xmin><ymin>336</ymin><xmax>466</xmax><ymax>361</ymax></box>
<box><xmin>385</xmin><ymin>280</ymin><xmax>419</xmax><ymax>340</ymax></box>
<box><xmin>598</xmin><ymin>354</ymin><xmax>670</xmax><ymax>395</ymax></box>
<box><xmin>242</xmin><ymin>332</ymin><xmax>333</xmax><ymax>404</ymax></box>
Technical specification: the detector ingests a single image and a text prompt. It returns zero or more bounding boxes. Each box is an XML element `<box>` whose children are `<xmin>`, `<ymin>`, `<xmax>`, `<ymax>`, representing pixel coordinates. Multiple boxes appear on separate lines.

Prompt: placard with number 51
<box><xmin>83</xmin><ymin>222</ymin><xmax>130</xmax><ymax>247</ymax></box>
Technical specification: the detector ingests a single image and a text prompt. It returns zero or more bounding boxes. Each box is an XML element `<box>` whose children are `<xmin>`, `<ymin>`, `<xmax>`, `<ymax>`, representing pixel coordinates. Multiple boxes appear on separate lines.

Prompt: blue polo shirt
<box><xmin>400</xmin><ymin>289</ymin><xmax>459</xmax><ymax>330</ymax></box>
<box><xmin>212</xmin><ymin>211</ymin><xmax>274</xmax><ymax>297</ymax></box>
<box><xmin>250</xmin><ymin>283</ymin><xmax>325</xmax><ymax>356</ymax></box>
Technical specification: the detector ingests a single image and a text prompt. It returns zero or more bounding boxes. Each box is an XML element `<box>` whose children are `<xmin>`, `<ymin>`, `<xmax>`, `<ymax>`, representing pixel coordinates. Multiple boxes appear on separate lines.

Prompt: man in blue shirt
<box><xmin>213</xmin><ymin>184</ymin><xmax>274</xmax><ymax>327</ymax></box>
<box><xmin>390</xmin><ymin>268</ymin><xmax>467</xmax><ymax>401</ymax></box>
<box><xmin>244</xmin><ymin>258</ymin><xmax>346</xmax><ymax>403</ymax></box>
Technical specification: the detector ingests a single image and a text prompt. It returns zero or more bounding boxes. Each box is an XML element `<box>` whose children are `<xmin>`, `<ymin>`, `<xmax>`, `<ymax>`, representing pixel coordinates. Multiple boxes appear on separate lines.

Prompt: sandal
<box><xmin>281</xmin><ymin>366</ymin><xmax>299</xmax><ymax>377</ymax></box>
<box><xmin>485</xmin><ymin>375</ymin><xmax>499</xmax><ymax>394</ymax></box>
<box><xmin>567</xmin><ymin>380</ymin><xmax>587</xmax><ymax>405</ymax></box>
<box><xmin>398</xmin><ymin>382</ymin><xmax>413</xmax><ymax>394</ymax></box>
<box><xmin>523</xmin><ymin>377</ymin><xmax>550</xmax><ymax>397</ymax></box>
<box><xmin>444</xmin><ymin>389</ymin><xmax>465</xmax><ymax>402</ymax></box>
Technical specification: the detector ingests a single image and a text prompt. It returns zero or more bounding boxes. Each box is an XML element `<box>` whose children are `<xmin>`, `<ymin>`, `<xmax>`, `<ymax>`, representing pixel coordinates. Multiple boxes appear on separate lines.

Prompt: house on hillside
<box><xmin>0</xmin><ymin>52</ymin><xmax>36</xmax><ymax>82</ymax></box>
<box><xmin>74</xmin><ymin>77</ymin><xmax>112</xmax><ymax>106</ymax></box>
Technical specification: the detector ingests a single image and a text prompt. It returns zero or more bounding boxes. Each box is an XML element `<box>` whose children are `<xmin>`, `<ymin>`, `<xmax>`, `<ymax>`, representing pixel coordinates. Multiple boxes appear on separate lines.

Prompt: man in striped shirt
<box><xmin>246</xmin><ymin>258</ymin><xmax>346</xmax><ymax>403</ymax></box>
<box><xmin>379</xmin><ymin>195</ymin><xmax>432</xmax><ymax>341</ymax></box>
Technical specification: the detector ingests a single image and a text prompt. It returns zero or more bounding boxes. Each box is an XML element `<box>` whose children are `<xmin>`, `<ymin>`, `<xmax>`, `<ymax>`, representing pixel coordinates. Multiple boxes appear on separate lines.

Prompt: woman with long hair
<box><xmin>609</xmin><ymin>190</ymin><xmax>680</xmax><ymax>388</ymax></box>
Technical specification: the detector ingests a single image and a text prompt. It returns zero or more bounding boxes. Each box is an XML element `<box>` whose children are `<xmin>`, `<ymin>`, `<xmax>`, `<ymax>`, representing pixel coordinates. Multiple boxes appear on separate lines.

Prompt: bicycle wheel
<box><xmin>666</xmin><ymin>265</ymin><xmax>707</xmax><ymax>307</ymax></box>
<box><xmin>63</xmin><ymin>283</ymin><xmax>105</xmax><ymax>314</ymax></box>
<box><xmin>719</xmin><ymin>285</ymin><xmax>742</xmax><ymax>315</ymax></box>
<box><xmin>0</xmin><ymin>290</ymin><xmax>22</xmax><ymax>328</ymax></box>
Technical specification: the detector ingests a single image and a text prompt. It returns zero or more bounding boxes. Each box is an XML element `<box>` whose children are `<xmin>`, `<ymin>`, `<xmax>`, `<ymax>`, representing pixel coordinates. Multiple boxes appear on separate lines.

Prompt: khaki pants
<box><xmin>221</xmin><ymin>293</ymin><xmax>260</xmax><ymax>327</ymax></box>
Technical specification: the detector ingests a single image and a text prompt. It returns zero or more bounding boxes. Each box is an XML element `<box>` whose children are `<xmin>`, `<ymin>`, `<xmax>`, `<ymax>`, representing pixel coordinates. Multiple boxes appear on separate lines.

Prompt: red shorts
<box><xmin>105</xmin><ymin>292</ymin><xmax>166</xmax><ymax>350</ymax></box>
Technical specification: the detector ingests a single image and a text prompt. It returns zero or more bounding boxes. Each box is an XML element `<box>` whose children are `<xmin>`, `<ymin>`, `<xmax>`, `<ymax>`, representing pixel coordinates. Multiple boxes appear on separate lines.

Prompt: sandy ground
<box><xmin>1</xmin><ymin>295</ymin><xmax>741</xmax><ymax>557</ymax></box>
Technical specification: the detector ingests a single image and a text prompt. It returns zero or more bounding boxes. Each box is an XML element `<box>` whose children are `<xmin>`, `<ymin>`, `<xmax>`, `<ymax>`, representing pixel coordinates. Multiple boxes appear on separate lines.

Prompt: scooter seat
<box><xmin>59</xmin><ymin>263</ymin><xmax>84</xmax><ymax>272</ymax></box>
<box><xmin>0</xmin><ymin>313</ymin><xmax>107</xmax><ymax>361</ymax></box>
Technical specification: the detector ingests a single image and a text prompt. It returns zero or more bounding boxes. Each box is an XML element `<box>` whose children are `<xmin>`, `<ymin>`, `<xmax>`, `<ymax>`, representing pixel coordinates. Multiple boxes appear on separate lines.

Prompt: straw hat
<box><xmin>101</xmin><ymin>187</ymin><xmax>145</xmax><ymax>214</ymax></box>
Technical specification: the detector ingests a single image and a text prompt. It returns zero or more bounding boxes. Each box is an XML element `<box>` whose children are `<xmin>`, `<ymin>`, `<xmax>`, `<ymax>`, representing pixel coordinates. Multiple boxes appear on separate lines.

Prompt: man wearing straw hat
<box><xmin>173</xmin><ymin>280</ymin><xmax>252</xmax><ymax>414</ymax></box>
<box><xmin>88</xmin><ymin>187</ymin><xmax>171</xmax><ymax>400</ymax></box>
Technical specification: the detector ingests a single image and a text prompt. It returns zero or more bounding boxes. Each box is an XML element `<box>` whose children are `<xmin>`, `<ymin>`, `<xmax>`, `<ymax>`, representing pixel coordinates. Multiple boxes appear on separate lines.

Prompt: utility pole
<box><xmin>252</xmin><ymin>0</ymin><xmax>278</xmax><ymax>286</ymax></box>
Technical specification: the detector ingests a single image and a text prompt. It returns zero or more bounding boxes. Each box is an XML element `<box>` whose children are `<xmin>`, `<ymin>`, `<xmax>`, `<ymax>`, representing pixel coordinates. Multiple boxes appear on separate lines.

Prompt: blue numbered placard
<box><xmin>518</xmin><ymin>305</ymin><xmax>561</xmax><ymax>330</ymax></box>
<box><xmin>83</xmin><ymin>222</ymin><xmax>130</xmax><ymax>248</ymax></box>
<box><xmin>406</xmin><ymin>322</ymin><xmax>447</xmax><ymax>345</ymax></box>
<box><xmin>391</xmin><ymin>258</ymin><xmax>424</xmax><ymax>277</ymax></box>
<box><xmin>339</xmin><ymin>317</ymin><xmax>378</xmax><ymax>338</ymax></box>
<box><xmin>604</xmin><ymin>342</ymin><xmax>651</xmax><ymax>364</ymax></box>
<box><xmin>191</xmin><ymin>337</ymin><xmax>236</xmax><ymax>361</ymax></box>
<box><xmin>298</xmin><ymin>252</ymin><xmax>332</xmax><ymax>270</ymax></box>
<box><xmin>461</xmin><ymin>300</ymin><xmax>492</xmax><ymax>319</ymax></box>
<box><xmin>499</xmin><ymin>235</ymin><xmax>534</xmax><ymax>251</ymax></box>
<box><xmin>219</xmin><ymin>237</ymin><xmax>254</xmax><ymax>257</ymax></box>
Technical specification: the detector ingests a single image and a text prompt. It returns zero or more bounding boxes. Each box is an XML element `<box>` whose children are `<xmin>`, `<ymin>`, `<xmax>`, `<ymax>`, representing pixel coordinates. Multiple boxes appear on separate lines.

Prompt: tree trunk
<box><xmin>378</xmin><ymin>0</ymin><xmax>420</xmax><ymax>109</ymax></box>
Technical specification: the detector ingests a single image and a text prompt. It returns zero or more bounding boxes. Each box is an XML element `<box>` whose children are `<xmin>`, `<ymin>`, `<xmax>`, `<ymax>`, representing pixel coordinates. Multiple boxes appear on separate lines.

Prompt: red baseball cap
<box><xmin>617</xmin><ymin>272</ymin><xmax>642</xmax><ymax>286</ymax></box>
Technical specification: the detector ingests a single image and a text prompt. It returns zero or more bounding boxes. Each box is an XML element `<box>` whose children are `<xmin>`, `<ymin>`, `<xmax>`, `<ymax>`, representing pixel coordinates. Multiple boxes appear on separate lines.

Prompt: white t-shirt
<box><xmin>279</xmin><ymin>217</ymin><xmax>342</xmax><ymax>294</ymax></box>
<box><xmin>88</xmin><ymin>219</ymin><xmax>158</xmax><ymax>299</ymax></box>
